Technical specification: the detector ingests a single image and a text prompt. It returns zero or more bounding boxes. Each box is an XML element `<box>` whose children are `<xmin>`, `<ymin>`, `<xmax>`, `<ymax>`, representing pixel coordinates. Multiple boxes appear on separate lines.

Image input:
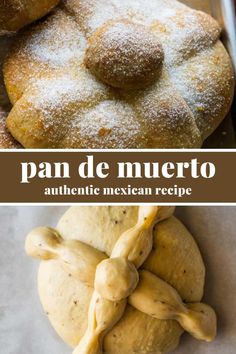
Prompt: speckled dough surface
<box><xmin>25</xmin><ymin>206</ymin><xmax>214</xmax><ymax>354</ymax></box>
<box><xmin>3</xmin><ymin>0</ymin><xmax>234</xmax><ymax>148</ymax></box>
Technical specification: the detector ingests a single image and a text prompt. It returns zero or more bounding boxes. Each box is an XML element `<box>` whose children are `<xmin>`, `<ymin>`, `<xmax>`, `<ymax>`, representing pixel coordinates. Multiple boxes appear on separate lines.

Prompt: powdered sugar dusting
<box><xmin>20</xmin><ymin>10</ymin><xmax>86</xmax><ymax>68</ymax></box>
<box><xmin>31</xmin><ymin>77</ymin><xmax>80</xmax><ymax>108</ymax></box>
<box><xmin>85</xmin><ymin>20</ymin><xmax>164</xmax><ymax>89</ymax></box>
<box><xmin>170</xmin><ymin>42</ymin><xmax>234</xmax><ymax>138</ymax></box>
<box><xmin>64</xmin><ymin>100</ymin><xmax>145</xmax><ymax>148</ymax></box>
<box><xmin>125</xmin><ymin>71</ymin><xmax>202</xmax><ymax>148</ymax></box>
<box><xmin>26</xmin><ymin>70</ymin><xmax>111</xmax><ymax>128</ymax></box>
<box><xmin>154</xmin><ymin>10</ymin><xmax>220</xmax><ymax>68</ymax></box>
<box><xmin>4</xmin><ymin>0</ymin><xmax>234</xmax><ymax>148</ymax></box>
<box><xmin>77</xmin><ymin>0</ymin><xmax>184</xmax><ymax>34</ymax></box>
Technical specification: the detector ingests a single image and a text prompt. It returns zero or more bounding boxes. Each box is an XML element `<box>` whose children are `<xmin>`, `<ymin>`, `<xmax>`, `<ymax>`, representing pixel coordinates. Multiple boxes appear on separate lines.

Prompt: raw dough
<box><xmin>25</xmin><ymin>206</ymin><xmax>216</xmax><ymax>354</ymax></box>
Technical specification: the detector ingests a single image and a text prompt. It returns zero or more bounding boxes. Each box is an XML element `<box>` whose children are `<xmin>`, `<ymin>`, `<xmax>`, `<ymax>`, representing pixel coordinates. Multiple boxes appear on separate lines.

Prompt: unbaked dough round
<box><xmin>37</xmin><ymin>206</ymin><xmax>205</xmax><ymax>354</ymax></box>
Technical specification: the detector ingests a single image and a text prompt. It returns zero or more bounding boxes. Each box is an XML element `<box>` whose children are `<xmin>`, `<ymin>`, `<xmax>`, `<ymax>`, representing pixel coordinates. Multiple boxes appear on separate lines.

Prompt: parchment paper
<box><xmin>0</xmin><ymin>206</ymin><xmax>236</xmax><ymax>354</ymax></box>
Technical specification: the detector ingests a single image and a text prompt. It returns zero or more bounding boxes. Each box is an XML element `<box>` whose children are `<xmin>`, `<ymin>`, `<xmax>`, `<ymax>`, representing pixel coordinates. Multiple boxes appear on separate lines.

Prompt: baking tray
<box><xmin>0</xmin><ymin>0</ymin><xmax>235</xmax><ymax>148</ymax></box>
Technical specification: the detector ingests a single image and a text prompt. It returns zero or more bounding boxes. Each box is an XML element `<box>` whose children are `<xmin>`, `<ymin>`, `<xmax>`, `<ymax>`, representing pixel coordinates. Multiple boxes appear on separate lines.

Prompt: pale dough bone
<box><xmin>25</xmin><ymin>226</ymin><xmax>107</xmax><ymax>287</ymax></box>
<box><xmin>73</xmin><ymin>206</ymin><xmax>158</xmax><ymax>354</ymax></box>
<box><xmin>129</xmin><ymin>270</ymin><xmax>216</xmax><ymax>342</ymax></box>
<box><xmin>26</xmin><ymin>206</ymin><xmax>216</xmax><ymax>354</ymax></box>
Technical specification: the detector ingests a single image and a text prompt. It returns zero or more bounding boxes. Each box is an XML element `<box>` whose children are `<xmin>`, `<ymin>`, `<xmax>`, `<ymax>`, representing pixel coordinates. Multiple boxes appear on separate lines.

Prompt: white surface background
<box><xmin>0</xmin><ymin>206</ymin><xmax>236</xmax><ymax>354</ymax></box>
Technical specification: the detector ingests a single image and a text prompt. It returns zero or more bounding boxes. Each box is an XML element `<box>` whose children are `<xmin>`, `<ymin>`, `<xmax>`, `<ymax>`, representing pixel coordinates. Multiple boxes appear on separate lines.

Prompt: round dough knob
<box><xmin>85</xmin><ymin>20</ymin><xmax>164</xmax><ymax>89</ymax></box>
<box><xmin>94</xmin><ymin>257</ymin><xmax>139</xmax><ymax>301</ymax></box>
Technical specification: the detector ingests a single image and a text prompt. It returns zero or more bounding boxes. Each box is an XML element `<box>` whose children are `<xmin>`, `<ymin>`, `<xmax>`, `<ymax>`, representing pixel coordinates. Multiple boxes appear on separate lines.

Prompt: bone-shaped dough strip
<box><xmin>74</xmin><ymin>292</ymin><xmax>126</xmax><ymax>354</ymax></box>
<box><xmin>25</xmin><ymin>227</ymin><xmax>107</xmax><ymax>287</ymax></box>
<box><xmin>73</xmin><ymin>206</ymin><xmax>158</xmax><ymax>354</ymax></box>
<box><xmin>129</xmin><ymin>270</ymin><xmax>217</xmax><ymax>342</ymax></box>
<box><xmin>25</xmin><ymin>227</ymin><xmax>126</xmax><ymax>354</ymax></box>
<box><xmin>111</xmin><ymin>206</ymin><xmax>158</xmax><ymax>267</ymax></box>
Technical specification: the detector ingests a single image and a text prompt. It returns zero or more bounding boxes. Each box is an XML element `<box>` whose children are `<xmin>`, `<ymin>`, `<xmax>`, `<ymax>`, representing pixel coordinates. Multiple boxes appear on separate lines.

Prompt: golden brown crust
<box><xmin>85</xmin><ymin>20</ymin><xmax>164</xmax><ymax>89</ymax></box>
<box><xmin>3</xmin><ymin>0</ymin><xmax>235</xmax><ymax>149</ymax></box>
<box><xmin>0</xmin><ymin>108</ymin><xmax>20</xmax><ymax>148</ymax></box>
<box><xmin>0</xmin><ymin>0</ymin><xmax>60</xmax><ymax>34</ymax></box>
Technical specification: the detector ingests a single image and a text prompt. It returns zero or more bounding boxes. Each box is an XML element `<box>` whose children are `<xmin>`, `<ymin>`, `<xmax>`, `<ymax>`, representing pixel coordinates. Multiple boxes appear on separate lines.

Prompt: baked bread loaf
<box><xmin>3</xmin><ymin>0</ymin><xmax>234</xmax><ymax>149</ymax></box>
<box><xmin>25</xmin><ymin>206</ymin><xmax>217</xmax><ymax>354</ymax></box>
<box><xmin>0</xmin><ymin>108</ymin><xmax>20</xmax><ymax>148</ymax></box>
<box><xmin>0</xmin><ymin>36</ymin><xmax>20</xmax><ymax>148</ymax></box>
<box><xmin>0</xmin><ymin>0</ymin><xmax>60</xmax><ymax>34</ymax></box>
